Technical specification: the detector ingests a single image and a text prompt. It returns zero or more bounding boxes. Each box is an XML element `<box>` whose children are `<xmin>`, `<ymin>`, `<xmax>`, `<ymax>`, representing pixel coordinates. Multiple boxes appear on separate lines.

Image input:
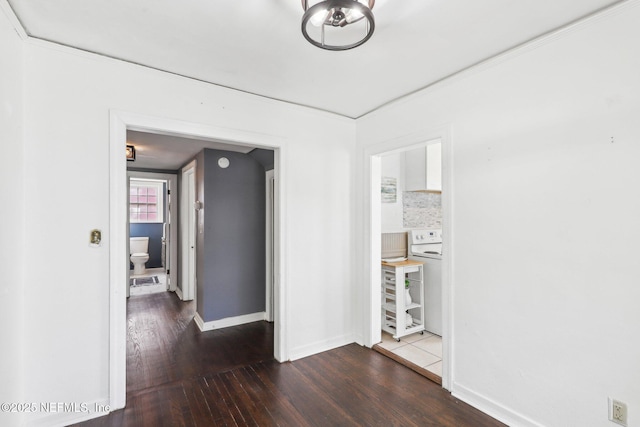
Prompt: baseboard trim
<box><xmin>194</xmin><ymin>311</ymin><xmax>266</xmax><ymax>332</ymax></box>
<box><xmin>25</xmin><ymin>398</ymin><xmax>112</xmax><ymax>427</ymax></box>
<box><xmin>175</xmin><ymin>286</ymin><xmax>184</xmax><ymax>300</ymax></box>
<box><xmin>452</xmin><ymin>382</ymin><xmax>544</xmax><ymax>427</ymax></box>
<box><xmin>288</xmin><ymin>333</ymin><xmax>355</xmax><ymax>361</ymax></box>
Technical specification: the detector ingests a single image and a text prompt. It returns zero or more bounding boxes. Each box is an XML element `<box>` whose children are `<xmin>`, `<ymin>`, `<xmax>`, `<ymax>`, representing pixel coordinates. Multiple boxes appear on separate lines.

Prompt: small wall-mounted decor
<box><xmin>126</xmin><ymin>145</ymin><xmax>136</xmax><ymax>161</ymax></box>
<box><xmin>381</xmin><ymin>176</ymin><xmax>397</xmax><ymax>203</ymax></box>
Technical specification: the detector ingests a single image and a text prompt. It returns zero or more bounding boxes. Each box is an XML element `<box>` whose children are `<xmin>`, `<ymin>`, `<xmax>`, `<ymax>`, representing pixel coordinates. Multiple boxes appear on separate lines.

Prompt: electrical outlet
<box><xmin>609</xmin><ymin>398</ymin><xmax>628</xmax><ymax>426</ymax></box>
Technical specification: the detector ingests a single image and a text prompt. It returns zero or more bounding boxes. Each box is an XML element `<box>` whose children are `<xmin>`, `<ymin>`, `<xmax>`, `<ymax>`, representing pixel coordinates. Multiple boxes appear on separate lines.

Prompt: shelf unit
<box><xmin>381</xmin><ymin>260</ymin><xmax>425</xmax><ymax>340</ymax></box>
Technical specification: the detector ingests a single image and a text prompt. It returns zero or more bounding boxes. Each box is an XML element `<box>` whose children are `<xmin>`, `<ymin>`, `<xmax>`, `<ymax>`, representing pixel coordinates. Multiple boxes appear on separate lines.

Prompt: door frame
<box><xmin>179</xmin><ymin>160</ymin><xmax>197</xmax><ymax>301</ymax></box>
<box><xmin>265</xmin><ymin>169</ymin><xmax>275</xmax><ymax>322</ymax></box>
<box><xmin>109</xmin><ymin>110</ymin><xmax>288</xmax><ymax>410</ymax></box>
<box><xmin>127</xmin><ymin>171</ymin><xmax>178</xmax><ymax>293</ymax></box>
<box><xmin>360</xmin><ymin>126</ymin><xmax>453</xmax><ymax>390</ymax></box>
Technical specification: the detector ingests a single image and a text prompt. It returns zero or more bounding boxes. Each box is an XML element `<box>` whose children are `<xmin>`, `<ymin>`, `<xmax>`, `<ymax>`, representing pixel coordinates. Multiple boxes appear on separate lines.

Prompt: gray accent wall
<box><xmin>196</xmin><ymin>149</ymin><xmax>266</xmax><ymax>322</ymax></box>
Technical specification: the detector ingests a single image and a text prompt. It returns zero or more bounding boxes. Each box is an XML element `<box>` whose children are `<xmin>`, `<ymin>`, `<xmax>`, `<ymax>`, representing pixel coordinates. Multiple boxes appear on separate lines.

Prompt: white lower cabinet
<box><xmin>381</xmin><ymin>260</ymin><xmax>425</xmax><ymax>341</ymax></box>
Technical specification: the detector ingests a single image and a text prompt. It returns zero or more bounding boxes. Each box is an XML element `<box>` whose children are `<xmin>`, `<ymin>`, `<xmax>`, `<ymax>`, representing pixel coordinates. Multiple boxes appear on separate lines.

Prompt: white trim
<box><xmin>265</xmin><ymin>169</ymin><xmax>275</xmax><ymax>322</ymax></box>
<box><xmin>452</xmin><ymin>383</ymin><xmax>545</xmax><ymax>427</ymax></box>
<box><xmin>108</xmin><ymin>112</ymin><xmax>127</xmax><ymax>411</ymax></box>
<box><xmin>109</xmin><ymin>110</ymin><xmax>289</xmax><ymax>414</ymax></box>
<box><xmin>360</xmin><ymin>125</ymin><xmax>453</xmax><ymax>390</ymax></box>
<box><xmin>289</xmin><ymin>333</ymin><xmax>356</xmax><ymax>362</ymax></box>
<box><xmin>0</xmin><ymin>0</ymin><xmax>28</xmax><ymax>40</ymax></box>
<box><xmin>175</xmin><ymin>285</ymin><xmax>184</xmax><ymax>300</ymax></box>
<box><xmin>194</xmin><ymin>311</ymin><xmax>267</xmax><ymax>332</ymax></box>
<box><xmin>272</xmin><ymin>147</ymin><xmax>287</xmax><ymax>363</ymax></box>
<box><xmin>440</xmin><ymin>128</ymin><xmax>454</xmax><ymax>391</ymax></box>
<box><xmin>24</xmin><ymin>398</ymin><xmax>112</xmax><ymax>427</ymax></box>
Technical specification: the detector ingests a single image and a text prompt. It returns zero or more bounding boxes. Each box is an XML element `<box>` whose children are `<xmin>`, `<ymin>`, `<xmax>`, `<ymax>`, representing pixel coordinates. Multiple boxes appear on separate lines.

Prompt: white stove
<box><xmin>408</xmin><ymin>229</ymin><xmax>443</xmax><ymax>335</ymax></box>
<box><xmin>408</xmin><ymin>229</ymin><xmax>442</xmax><ymax>260</ymax></box>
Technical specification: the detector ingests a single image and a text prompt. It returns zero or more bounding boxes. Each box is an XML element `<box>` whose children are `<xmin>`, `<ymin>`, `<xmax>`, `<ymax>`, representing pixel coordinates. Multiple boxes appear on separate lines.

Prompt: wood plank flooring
<box><xmin>72</xmin><ymin>291</ymin><xmax>504</xmax><ymax>427</ymax></box>
<box><xmin>124</xmin><ymin>292</ymin><xmax>274</xmax><ymax>394</ymax></box>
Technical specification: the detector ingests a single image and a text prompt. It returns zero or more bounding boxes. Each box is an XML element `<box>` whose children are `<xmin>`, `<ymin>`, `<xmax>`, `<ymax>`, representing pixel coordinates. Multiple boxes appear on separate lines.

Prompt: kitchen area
<box><xmin>377</xmin><ymin>139</ymin><xmax>444</xmax><ymax>382</ymax></box>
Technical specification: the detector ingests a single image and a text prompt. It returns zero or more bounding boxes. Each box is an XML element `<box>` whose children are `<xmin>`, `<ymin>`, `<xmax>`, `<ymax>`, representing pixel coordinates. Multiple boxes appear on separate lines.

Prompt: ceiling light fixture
<box><xmin>301</xmin><ymin>0</ymin><xmax>375</xmax><ymax>51</ymax></box>
<box><xmin>126</xmin><ymin>145</ymin><xmax>136</xmax><ymax>161</ymax></box>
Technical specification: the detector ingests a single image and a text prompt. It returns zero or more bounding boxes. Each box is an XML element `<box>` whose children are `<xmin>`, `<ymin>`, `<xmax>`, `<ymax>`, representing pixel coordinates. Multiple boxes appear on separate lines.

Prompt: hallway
<box><xmin>72</xmin><ymin>292</ymin><xmax>503</xmax><ymax>426</ymax></box>
<box><xmin>125</xmin><ymin>292</ymin><xmax>274</xmax><ymax>393</ymax></box>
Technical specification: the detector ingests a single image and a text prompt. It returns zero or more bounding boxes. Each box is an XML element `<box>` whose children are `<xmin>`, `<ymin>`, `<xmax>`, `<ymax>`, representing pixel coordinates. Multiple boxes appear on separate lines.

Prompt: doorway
<box><xmin>108</xmin><ymin>111</ymin><xmax>287</xmax><ymax>410</ymax></box>
<box><xmin>363</xmin><ymin>128</ymin><xmax>452</xmax><ymax>390</ymax></box>
<box><xmin>126</xmin><ymin>173</ymin><xmax>177</xmax><ymax>298</ymax></box>
<box><xmin>376</xmin><ymin>140</ymin><xmax>443</xmax><ymax>382</ymax></box>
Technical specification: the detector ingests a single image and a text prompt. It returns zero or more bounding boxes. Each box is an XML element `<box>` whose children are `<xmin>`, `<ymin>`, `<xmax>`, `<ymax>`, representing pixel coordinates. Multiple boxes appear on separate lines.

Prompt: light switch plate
<box><xmin>90</xmin><ymin>229</ymin><xmax>102</xmax><ymax>247</ymax></box>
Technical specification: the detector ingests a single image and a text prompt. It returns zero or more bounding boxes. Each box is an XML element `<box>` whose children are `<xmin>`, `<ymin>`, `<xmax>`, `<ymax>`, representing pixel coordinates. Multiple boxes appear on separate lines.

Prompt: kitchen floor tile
<box><xmin>424</xmin><ymin>361</ymin><xmax>442</xmax><ymax>376</ymax></box>
<box><xmin>393</xmin><ymin>345</ymin><xmax>440</xmax><ymax>368</ymax></box>
<box><xmin>412</xmin><ymin>335</ymin><xmax>442</xmax><ymax>357</ymax></box>
<box><xmin>401</xmin><ymin>331</ymin><xmax>433</xmax><ymax>343</ymax></box>
<box><xmin>378</xmin><ymin>333</ymin><xmax>408</xmax><ymax>351</ymax></box>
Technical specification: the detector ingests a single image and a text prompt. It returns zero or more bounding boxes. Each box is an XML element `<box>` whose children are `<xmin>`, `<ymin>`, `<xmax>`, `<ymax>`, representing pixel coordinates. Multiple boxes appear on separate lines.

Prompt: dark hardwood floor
<box><xmin>72</xmin><ymin>291</ymin><xmax>504</xmax><ymax>427</ymax></box>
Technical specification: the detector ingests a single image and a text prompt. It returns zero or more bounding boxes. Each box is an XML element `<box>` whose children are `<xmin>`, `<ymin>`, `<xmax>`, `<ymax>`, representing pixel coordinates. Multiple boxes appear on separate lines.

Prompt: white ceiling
<box><xmin>8</xmin><ymin>0</ymin><xmax>624</xmax><ymax>170</ymax></box>
<box><xmin>8</xmin><ymin>0</ymin><xmax>623</xmax><ymax>119</ymax></box>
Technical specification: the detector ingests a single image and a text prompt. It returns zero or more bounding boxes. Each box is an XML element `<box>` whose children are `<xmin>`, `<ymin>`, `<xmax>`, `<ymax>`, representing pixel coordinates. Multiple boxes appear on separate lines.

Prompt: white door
<box><xmin>162</xmin><ymin>187</ymin><xmax>170</xmax><ymax>291</ymax></box>
<box><xmin>126</xmin><ymin>175</ymin><xmax>131</xmax><ymax>298</ymax></box>
<box><xmin>180</xmin><ymin>161</ymin><xmax>196</xmax><ymax>301</ymax></box>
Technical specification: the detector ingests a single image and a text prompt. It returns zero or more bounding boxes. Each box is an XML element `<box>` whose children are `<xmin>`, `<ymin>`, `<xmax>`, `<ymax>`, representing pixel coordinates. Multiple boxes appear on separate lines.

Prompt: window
<box><xmin>130</xmin><ymin>179</ymin><xmax>164</xmax><ymax>223</ymax></box>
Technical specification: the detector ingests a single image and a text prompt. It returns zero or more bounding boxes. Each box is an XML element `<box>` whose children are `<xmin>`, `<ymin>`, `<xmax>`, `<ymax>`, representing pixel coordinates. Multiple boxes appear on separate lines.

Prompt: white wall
<box><xmin>0</xmin><ymin>6</ymin><xmax>24</xmax><ymax>427</ymax></box>
<box><xmin>380</xmin><ymin>152</ymin><xmax>405</xmax><ymax>232</ymax></box>
<box><xmin>10</xmin><ymin>20</ymin><xmax>355</xmax><ymax>426</ymax></box>
<box><xmin>358</xmin><ymin>3</ymin><xmax>640</xmax><ymax>427</ymax></box>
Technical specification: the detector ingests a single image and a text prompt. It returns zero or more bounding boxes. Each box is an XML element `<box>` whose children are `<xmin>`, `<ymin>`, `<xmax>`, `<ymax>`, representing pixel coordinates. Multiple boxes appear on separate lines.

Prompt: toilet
<box><xmin>130</xmin><ymin>237</ymin><xmax>150</xmax><ymax>275</ymax></box>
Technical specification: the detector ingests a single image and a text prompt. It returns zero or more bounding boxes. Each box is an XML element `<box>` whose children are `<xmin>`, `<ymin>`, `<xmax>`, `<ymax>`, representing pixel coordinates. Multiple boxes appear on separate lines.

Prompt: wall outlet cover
<box><xmin>609</xmin><ymin>397</ymin><xmax>628</xmax><ymax>427</ymax></box>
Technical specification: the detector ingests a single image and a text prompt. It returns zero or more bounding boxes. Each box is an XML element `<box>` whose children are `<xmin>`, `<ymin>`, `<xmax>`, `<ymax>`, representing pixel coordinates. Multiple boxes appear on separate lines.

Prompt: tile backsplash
<box><xmin>403</xmin><ymin>191</ymin><xmax>442</xmax><ymax>229</ymax></box>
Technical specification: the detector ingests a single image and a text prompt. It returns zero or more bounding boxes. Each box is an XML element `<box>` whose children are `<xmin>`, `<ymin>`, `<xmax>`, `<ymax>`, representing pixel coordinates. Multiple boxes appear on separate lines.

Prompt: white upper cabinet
<box><xmin>404</xmin><ymin>146</ymin><xmax>426</xmax><ymax>191</ymax></box>
<box><xmin>404</xmin><ymin>141</ymin><xmax>442</xmax><ymax>192</ymax></box>
<box><xmin>426</xmin><ymin>143</ymin><xmax>442</xmax><ymax>191</ymax></box>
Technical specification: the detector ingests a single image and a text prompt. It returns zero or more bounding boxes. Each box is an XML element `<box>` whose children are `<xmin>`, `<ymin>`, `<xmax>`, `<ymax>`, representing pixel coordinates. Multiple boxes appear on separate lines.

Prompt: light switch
<box><xmin>90</xmin><ymin>229</ymin><xmax>102</xmax><ymax>246</ymax></box>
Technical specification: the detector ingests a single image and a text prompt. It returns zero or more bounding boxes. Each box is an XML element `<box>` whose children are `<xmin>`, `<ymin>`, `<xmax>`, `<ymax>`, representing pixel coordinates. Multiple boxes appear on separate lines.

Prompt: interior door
<box><xmin>180</xmin><ymin>162</ymin><xmax>196</xmax><ymax>301</ymax></box>
<box><xmin>162</xmin><ymin>181</ymin><xmax>170</xmax><ymax>291</ymax></box>
<box><xmin>162</xmin><ymin>222</ymin><xmax>169</xmax><ymax>290</ymax></box>
<box><xmin>126</xmin><ymin>175</ymin><xmax>131</xmax><ymax>298</ymax></box>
